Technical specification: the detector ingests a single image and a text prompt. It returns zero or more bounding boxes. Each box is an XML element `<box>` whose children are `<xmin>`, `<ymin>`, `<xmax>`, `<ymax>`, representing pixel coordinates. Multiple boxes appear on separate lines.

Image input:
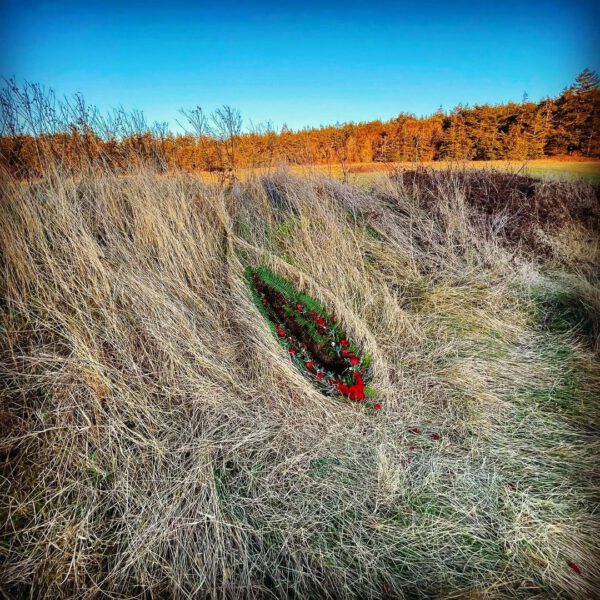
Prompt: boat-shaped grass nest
<box><xmin>245</xmin><ymin>266</ymin><xmax>379</xmax><ymax>408</ymax></box>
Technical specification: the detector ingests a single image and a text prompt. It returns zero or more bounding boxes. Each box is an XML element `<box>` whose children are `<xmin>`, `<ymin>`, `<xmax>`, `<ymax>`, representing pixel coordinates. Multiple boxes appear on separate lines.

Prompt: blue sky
<box><xmin>1</xmin><ymin>0</ymin><xmax>598</xmax><ymax>131</ymax></box>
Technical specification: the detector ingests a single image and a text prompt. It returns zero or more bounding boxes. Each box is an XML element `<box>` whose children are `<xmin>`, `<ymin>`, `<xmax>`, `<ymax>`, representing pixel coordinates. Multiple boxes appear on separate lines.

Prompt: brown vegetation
<box><xmin>1</xmin><ymin>70</ymin><xmax>599</xmax><ymax>179</ymax></box>
<box><xmin>1</xmin><ymin>164</ymin><xmax>599</xmax><ymax>598</ymax></box>
<box><xmin>396</xmin><ymin>169</ymin><xmax>600</xmax><ymax>254</ymax></box>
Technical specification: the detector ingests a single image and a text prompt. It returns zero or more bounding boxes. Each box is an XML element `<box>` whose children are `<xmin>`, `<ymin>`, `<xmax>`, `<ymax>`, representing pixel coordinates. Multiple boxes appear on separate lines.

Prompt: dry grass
<box><xmin>182</xmin><ymin>159</ymin><xmax>600</xmax><ymax>187</ymax></box>
<box><xmin>289</xmin><ymin>159</ymin><xmax>600</xmax><ymax>185</ymax></box>
<box><xmin>1</xmin><ymin>166</ymin><xmax>599</xmax><ymax>599</ymax></box>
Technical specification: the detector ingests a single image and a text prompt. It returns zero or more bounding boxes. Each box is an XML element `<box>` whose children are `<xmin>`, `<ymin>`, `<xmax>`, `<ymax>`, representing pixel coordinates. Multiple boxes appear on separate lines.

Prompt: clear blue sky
<box><xmin>1</xmin><ymin>0</ymin><xmax>598</xmax><ymax>131</ymax></box>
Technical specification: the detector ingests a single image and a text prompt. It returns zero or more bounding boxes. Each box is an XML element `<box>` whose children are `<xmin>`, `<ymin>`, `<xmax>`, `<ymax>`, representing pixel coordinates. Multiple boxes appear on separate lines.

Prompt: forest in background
<box><xmin>1</xmin><ymin>70</ymin><xmax>599</xmax><ymax>178</ymax></box>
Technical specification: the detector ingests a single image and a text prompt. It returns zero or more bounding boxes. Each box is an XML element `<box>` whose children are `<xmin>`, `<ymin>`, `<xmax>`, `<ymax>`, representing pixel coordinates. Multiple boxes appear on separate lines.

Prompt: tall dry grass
<box><xmin>1</xmin><ymin>166</ymin><xmax>599</xmax><ymax>598</ymax></box>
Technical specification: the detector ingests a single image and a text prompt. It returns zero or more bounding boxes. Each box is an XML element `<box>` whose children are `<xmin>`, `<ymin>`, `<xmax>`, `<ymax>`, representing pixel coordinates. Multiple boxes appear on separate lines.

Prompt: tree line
<box><xmin>1</xmin><ymin>70</ymin><xmax>598</xmax><ymax>179</ymax></box>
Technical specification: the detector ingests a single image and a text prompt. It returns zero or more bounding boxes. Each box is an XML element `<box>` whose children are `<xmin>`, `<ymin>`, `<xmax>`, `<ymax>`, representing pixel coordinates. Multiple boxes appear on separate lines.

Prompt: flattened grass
<box><xmin>1</xmin><ymin>168</ymin><xmax>598</xmax><ymax>598</ymax></box>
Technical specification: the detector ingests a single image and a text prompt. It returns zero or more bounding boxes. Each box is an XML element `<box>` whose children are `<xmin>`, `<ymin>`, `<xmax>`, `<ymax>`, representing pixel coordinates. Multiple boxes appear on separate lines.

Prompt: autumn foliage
<box><xmin>1</xmin><ymin>70</ymin><xmax>599</xmax><ymax>179</ymax></box>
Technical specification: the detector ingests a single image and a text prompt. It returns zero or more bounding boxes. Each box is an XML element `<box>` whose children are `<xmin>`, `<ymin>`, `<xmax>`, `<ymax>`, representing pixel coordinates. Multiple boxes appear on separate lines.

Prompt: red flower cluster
<box><xmin>249</xmin><ymin>268</ymin><xmax>377</xmax><ymax>408</ymax></box>
<box><xmin>336</xmin><ymin>372</ymin><xmax>365</xmax><ymax>401</ymax></box>
<box><xmin>306</xmin><ymin>311</ymin><xmax>328</xmax><ymax>328</ymax></box>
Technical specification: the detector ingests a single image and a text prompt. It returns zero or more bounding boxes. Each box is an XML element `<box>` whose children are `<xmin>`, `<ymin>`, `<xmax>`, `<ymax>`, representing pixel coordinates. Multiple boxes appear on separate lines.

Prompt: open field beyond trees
<box><xmin>315</xmin><ymin>158</ymin><xmax>600</xmax><ymax>184</ymax></box>
<box><xmin>1</xmin><ymin>164</ymin><xmax>599</xmax><ymax>598</ymax></box>
<box><xmin>192</xmin><ymin>159</ymin><xmax>600</xmax><ymax>186</ymax></box>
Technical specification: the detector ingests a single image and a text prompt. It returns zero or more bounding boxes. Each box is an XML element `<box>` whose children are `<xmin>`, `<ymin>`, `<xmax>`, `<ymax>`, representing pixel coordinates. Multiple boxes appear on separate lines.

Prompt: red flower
<box><xmin>410</xmin><ymin>427</ymin><xmax>422</xmax><ymax>434</ymax></box>
<box><xmin>567</xmin><ymin>561</ymin><xmax>581</xmax><ymax>574</ymax></box>
<box><xmin>431</xmin><ymin>432</ymin><xmax>440</xmax><ymax>441</ymax></box>
<box><xmin>277</xmin><ymin>326</ymin><xmax>285</xmax><ymax>337</ymax></box>
<box><xmin>342</xmin><ymin>349</ymin><xmax>351</xmax><ymax>357</ymax></box>
<box><xmin>289</xmin><ymin>347</ymin><xmax>297</xmax><ymax>355</ymax></box>
<box><xmin>316</xmin><ymin>372</ymin><xmax>324</xmax><ymax>380</ymax></box>
<box><xmin>340</xmin><ymin>339</ymin><xmax>349</xmax><ymax>347</ymax></box>
<box><xmin>306</xmin><ymin>361</ymin><xmax>315</xmax><ymax>370</ymax></box>
<box><xmin>337</xmin><ymin>382</ymin><xmax>349</xmax><ymax>394</ymax></box>
<box><xmin>316</xmin><ymin>317</ymin><xmax>326</xmax><ymax>327</ymax></box>
<box><xmin>296</xmin><ymin>303</ymin><xmax>303</xmax><ymax>311</ymax></box>
<box><xmin>350</xmin><ymin>357</ymin><xmax>359</xmax><ymax>366</ymax></box>
<box><xmin>338</xmin><ymin>372</ymin><xmax>365</xmax><ymax>401</ymax></box>
<box><xmin>373</xmin><ymin>403</ymin><xmax>382</xmax><ymax>410</ymax></box>
<box><xmin>262</xmin><ymin>298</ymin><xmax>268</xmax><ymax>305</ymax></box>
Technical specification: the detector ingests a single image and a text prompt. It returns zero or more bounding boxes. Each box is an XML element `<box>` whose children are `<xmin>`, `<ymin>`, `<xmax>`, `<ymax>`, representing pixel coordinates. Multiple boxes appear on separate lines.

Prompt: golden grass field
<box><xmin>1</xmin><ymin>166</ymin><xmax>599</xmax><ymax>598</ymax></box>
<box><xmin>189</xmin><ymin>159</ymin><xmax>600</xmax><ymax>186</ymax></box>
<box><xmin>311</xmin><ymin>158</ymin><xmax>600</xmax><ymax>184</ymax></box>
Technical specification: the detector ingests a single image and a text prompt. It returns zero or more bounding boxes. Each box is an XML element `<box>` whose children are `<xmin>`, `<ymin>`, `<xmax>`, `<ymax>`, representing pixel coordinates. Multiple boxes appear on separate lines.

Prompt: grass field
<box><xmin>1</xmin><ymin>167</ymin><xmax>599</xmax><ymax>598</ymax></box>
<box><xmin>514</xmin><ymin>158</ymin><xmax>600</xmax><ymax>182</ymax></box>
<box><xmin>301</xmin><ymin>158</ymin><xmax>600</xmax><ymax>184</ymax></box>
